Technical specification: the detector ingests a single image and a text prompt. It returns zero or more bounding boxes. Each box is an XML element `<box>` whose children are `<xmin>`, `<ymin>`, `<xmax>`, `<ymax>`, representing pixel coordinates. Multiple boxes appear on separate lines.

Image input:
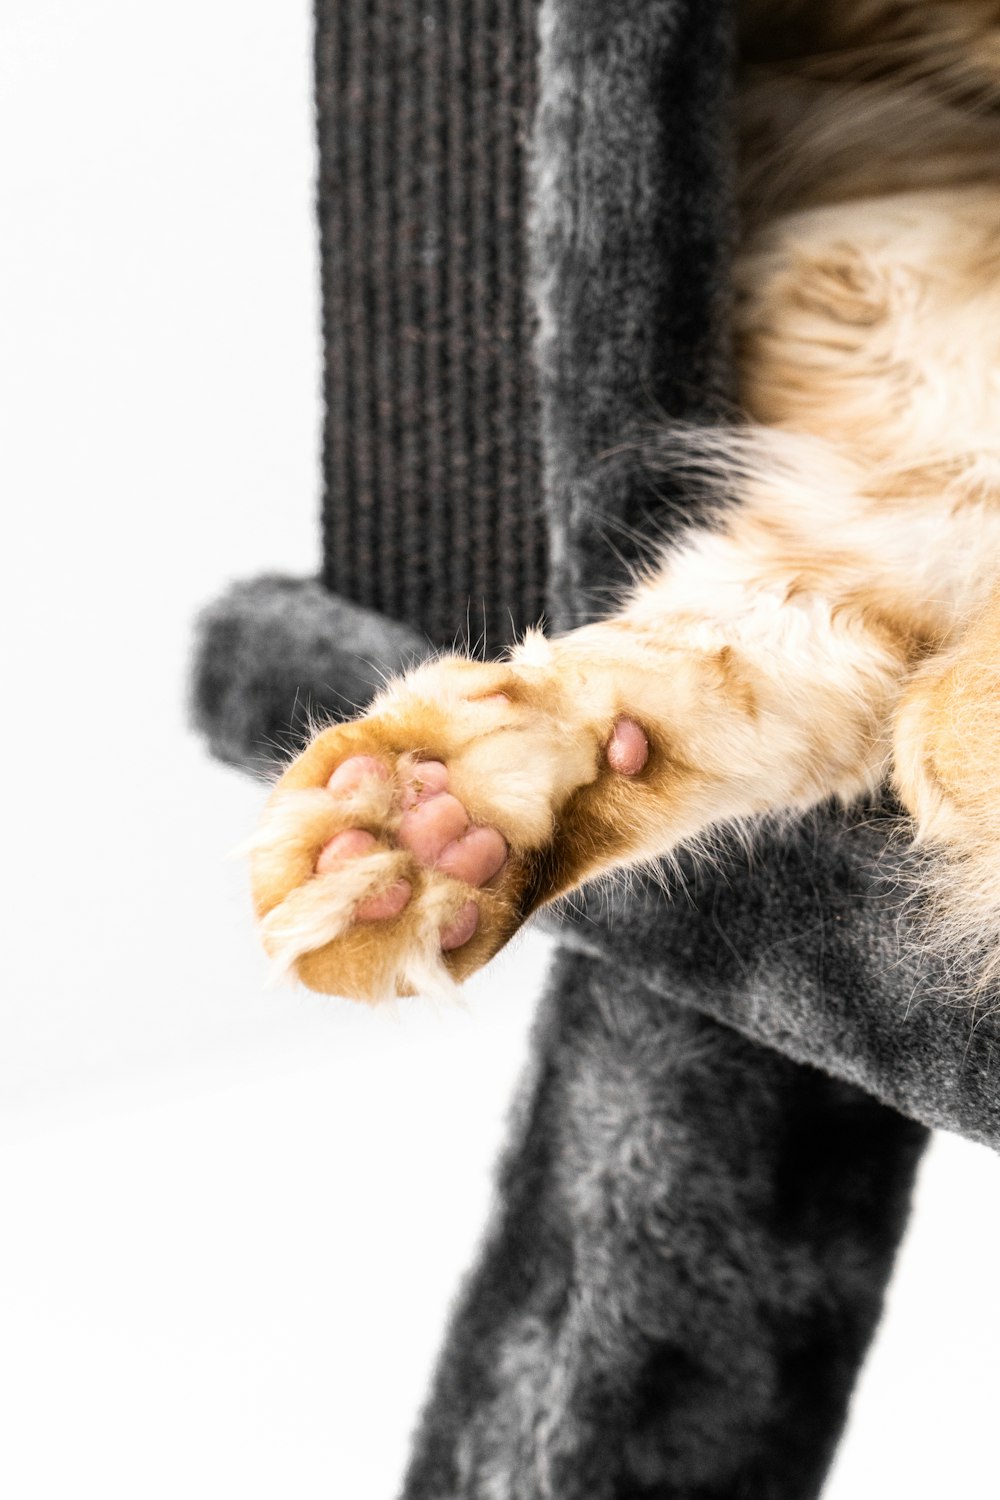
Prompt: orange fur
<box><xmin>248</xmin><ymin>0</ymin><xmax>1000</xmax><ymax>1000</ymax></box>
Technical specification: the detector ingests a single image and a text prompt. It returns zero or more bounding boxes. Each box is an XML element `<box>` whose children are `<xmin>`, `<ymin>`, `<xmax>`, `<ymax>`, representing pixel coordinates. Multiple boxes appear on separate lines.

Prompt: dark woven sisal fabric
<box><xmin>316</xmin><ymin>0</ymin><xmax>546</xmax><ymax>651</ymax></box>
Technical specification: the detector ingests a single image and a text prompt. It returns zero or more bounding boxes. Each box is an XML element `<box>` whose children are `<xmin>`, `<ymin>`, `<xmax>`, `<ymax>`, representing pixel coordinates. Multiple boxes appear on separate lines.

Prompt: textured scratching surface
<box><xmin>316</xmin><ymin>0</ymin><xmax>547</xmax><ymax>649</ymax></box>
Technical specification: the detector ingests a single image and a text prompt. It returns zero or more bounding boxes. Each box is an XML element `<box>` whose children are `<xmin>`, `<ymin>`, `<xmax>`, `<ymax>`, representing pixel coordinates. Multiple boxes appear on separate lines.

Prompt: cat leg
<box><xmin>248</xmin><ymin>550</ymin><xmax>909</xmax><ymax>1001</ymax></box>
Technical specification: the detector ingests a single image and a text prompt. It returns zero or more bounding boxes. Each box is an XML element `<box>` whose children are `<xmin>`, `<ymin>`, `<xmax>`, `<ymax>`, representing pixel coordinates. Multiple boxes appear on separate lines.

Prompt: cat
<box><xmin>247</xmin><ymin>0</ymin><xmax>1000</xmax><ymax>1003</ymax></box>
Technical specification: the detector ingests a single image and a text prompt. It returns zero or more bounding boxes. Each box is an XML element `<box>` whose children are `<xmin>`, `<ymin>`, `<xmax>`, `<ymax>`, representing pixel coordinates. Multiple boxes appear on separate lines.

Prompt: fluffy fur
<box><xmin>250</xmin><ymin>0</ymin><xmax>1000</xmax><ymax>1002</ymax></box>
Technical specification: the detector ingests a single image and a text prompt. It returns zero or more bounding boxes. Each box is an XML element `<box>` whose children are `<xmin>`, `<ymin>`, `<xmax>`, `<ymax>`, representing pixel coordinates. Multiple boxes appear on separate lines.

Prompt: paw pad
<box><xmin>314</xmin><ymin>757</ymin><xmax>508</xmax><ymax>932</ymax></box>
<box><xmin>250</xmin><ymin>746</ymin><xmax>516</xmax><ymax>1001</ymax></box>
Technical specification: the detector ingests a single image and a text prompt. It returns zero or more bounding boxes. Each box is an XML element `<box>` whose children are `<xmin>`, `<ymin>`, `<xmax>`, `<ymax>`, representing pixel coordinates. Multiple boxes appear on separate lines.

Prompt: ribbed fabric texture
<box><xmin>316</xmin><ymin>0</ymin><xmax>546</xmax><ymax>652</ymax></box>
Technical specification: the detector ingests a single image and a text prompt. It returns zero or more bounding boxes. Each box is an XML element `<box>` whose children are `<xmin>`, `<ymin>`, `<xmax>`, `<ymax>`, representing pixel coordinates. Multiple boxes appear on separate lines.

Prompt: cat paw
<box><xmin>247</xmin><ymin>651</ymin><xmax>649</xmax><ymax>1001</ymax></box>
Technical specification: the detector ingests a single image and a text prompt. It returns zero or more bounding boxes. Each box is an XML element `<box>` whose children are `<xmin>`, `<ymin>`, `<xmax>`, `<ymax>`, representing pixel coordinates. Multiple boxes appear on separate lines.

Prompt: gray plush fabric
<box><xmin>401</xmin><ymin>951</ymin><xmax>926</xmax><ymax>1499</ymax></box>
<box><xmin>192</xmin><ymin>575</ymin><xmax>424</xmax><ymax>772</ymax></box>
<box><xmin>558</xmin><ymin>804</ymin><xmax>1000</xmax><ymax>1150</ymax></box>
<box><xmin>533</xmin><ymin>0</ymin><xmax>736</xmax><ymax>628</ymax></box>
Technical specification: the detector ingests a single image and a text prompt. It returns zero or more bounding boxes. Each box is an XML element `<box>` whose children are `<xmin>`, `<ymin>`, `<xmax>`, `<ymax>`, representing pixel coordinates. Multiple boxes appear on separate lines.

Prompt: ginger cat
<box><xmin>248</xmin><ymin>0</ymin><xmax>1000</xmax><ymax>1002</ymax></box>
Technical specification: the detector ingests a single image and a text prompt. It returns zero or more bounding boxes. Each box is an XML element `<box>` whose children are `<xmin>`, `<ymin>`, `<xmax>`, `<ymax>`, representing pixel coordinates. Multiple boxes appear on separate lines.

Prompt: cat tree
<box><xmin>194</xmin><ymin>2</ymin><xmax>1000</xmax><ymax>1492</ymax></box>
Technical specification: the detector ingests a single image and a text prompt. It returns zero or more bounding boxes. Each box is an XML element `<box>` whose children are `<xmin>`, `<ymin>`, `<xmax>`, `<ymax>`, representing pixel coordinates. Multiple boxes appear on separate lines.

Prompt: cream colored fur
<box><xmin>250</xmin><ymin>0</ymin><xmax>1000</xmax><ymax>1000</ymax></box>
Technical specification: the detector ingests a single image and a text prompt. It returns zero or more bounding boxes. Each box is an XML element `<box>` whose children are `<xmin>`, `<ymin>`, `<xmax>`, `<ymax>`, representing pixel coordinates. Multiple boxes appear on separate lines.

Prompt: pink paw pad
<box><xmin>397</xmin><ymin>793</ymin><xmax>470</xmax><ymax>864</ymax></box>
<box><xmin>606</xmin><ymin>717</ymin><xmax>649</xmax><ymax>775</ymax></box>
<box><xmin>317</xmin><ymin>755</ymin><xmax>507</xmax><ymax>950</ymax></box>
<box><xmin>315</xmin><ymin>828</ymin><xmax>412</xmax><ymax>921</ymax></box>
<box><xmin>326</xmin><ymin>755</ymin><xmax>390</xmax><ymax>794</ymax></box>
<box><xmin>440</xmin><ymin>900</ymin><xmax>479</xmax><ymax>952</ymax></box>
<box><xmin>435</xmin><ymin>825</ymin><xmax>507</xmax><ymax>885</ymax></box>
<box><xmin>399</xmin><ymin>760</ymin><xmax>449</xmax><ymax>808</ymax></box>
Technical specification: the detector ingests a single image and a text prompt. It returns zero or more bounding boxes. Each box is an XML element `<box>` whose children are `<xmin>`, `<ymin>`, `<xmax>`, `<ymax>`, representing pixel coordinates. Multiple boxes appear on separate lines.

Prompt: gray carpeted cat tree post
<box><xmin>193</xmin><ymin>1</ymin><xmax>1000</xmax><ymax>1492</ymax></box>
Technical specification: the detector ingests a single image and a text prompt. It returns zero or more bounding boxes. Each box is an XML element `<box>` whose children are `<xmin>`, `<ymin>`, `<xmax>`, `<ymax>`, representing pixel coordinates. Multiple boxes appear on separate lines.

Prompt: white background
<box><xmin>2</xmin><ymin>2</ymin><xmax>998</xmax><ymax>1495</ymax></box>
